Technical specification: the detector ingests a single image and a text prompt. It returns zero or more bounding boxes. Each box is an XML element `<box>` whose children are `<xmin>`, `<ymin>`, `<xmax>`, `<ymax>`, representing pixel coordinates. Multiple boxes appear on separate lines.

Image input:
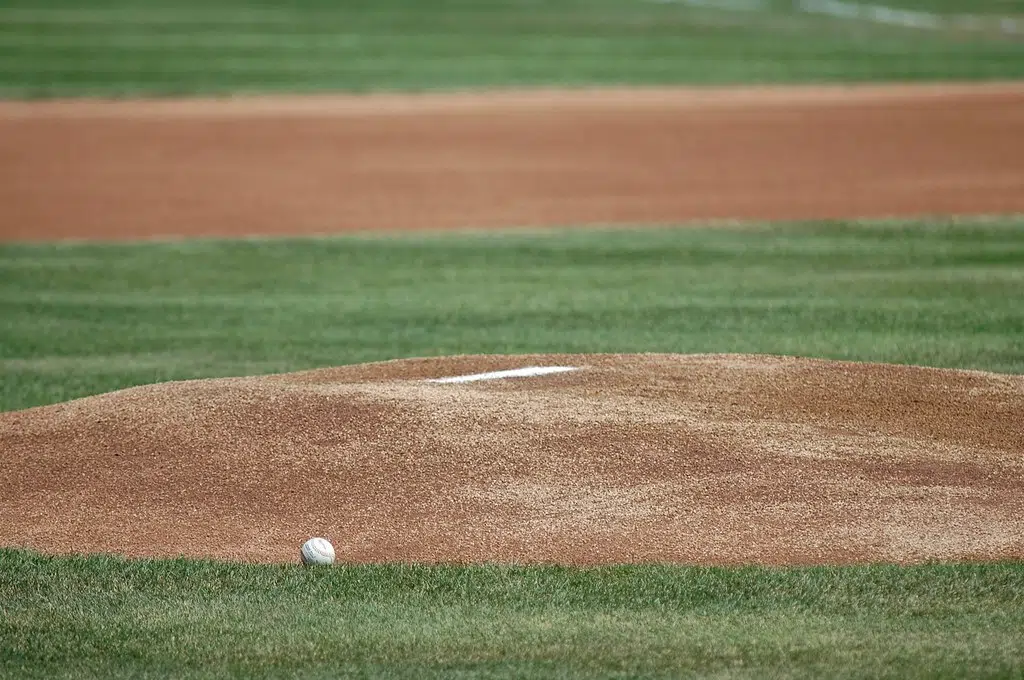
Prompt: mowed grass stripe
<box><xmin>2</xmin><ymin>0</ymin><xmax>1022</xmax><ymax>96</ymax></box>
<box><xmin>1</xmin><ymin>219</ymin><xmax>1023</xmax><ymax>413</ymax></box>
<box><xmin>0</xmin><ymin>8</ymin><xmax>302</xmax><ymax>23</ymax></box>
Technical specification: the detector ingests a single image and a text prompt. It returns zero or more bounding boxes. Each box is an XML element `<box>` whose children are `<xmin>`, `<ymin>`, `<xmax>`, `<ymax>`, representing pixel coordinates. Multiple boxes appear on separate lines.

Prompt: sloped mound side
<box><xmin>2</xmin><ymin>354</ymin><xmax>1022</xmax><ymax>566</ymax></box>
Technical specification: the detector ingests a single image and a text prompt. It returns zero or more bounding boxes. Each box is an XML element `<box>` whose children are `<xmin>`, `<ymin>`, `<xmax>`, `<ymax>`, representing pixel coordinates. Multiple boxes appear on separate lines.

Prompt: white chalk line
<box><xmin>657</xmin><ymin>0</ymin><xmax>1023</xmax><ymax>35</ymax></box>
<box><xmin>797</xmin><ymin>0</ymin><xmax>1021</xmax><ymax>34</ymax></box>
<box><xmin>428</xmin><ymin>366</ymin><xmax>579</xmax><ymax>384</ymax></box>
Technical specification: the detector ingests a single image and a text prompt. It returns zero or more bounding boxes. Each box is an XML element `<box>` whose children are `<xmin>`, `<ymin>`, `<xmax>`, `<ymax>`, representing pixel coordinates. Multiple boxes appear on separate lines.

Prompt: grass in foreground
<box><xmin>2</xmin><ymin>218</ymin><xmax>1023</xmax><ymax>412</ymax></box>
<box><xmin>1</xmin><ymin>0</ymin><xmax>1022</xmax><ymax>97</ymax></box>
<box><xmin>2</xmin><ymin>549</ymin><xmax>1023</xmax><ymax>679</ymax></box>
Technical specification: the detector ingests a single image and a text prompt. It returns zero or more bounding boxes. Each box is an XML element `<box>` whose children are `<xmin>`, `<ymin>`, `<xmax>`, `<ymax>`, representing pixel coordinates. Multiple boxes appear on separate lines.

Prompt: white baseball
<box><xmin>300</xmin><ymin>537</ymin><xmax>335</xmax><ymax>566</ymax></box>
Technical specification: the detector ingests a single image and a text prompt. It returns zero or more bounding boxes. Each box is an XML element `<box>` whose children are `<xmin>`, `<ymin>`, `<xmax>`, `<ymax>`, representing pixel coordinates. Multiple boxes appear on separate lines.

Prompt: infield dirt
<box><xmin>2</xmin><ymin>82</ymin><xmax>1024</xmax><ymax>240</ymax></box>
<box><xmin>2</xmin><ymin>354</ymin><xmax>1022</xmax><ymax>565</ymax></box>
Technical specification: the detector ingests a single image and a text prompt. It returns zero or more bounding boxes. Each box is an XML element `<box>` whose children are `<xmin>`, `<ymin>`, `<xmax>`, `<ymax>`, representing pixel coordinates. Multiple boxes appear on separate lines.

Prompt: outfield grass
<box><xmin>2</xmin><ymin>550</ymin><xmax>1023</xmax><ymax>679</ymax></box>
<box><xmin>1</xmin><ymin>0</ymin><xmax>1022</xmax><ymax>97</ymax></box>
<box><xmin>2</xmin><ymin>219</ymin><xmax>1023</xmax><ymax>413</ymax></box>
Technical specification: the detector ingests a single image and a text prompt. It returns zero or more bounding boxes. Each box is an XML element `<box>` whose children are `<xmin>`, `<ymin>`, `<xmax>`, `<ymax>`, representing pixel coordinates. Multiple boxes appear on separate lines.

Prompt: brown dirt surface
<box><xmin>3</xmin><ymin>82</ymin><xmax>1024</xmax><ymax>241</ymax></box>
<box><xmin>2</xmin><ymin>353</ymin><xmax>1022</xmax><ymax>566</ymax></box>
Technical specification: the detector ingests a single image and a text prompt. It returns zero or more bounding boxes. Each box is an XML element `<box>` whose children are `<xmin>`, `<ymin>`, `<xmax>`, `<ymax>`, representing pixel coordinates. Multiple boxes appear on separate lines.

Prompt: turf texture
<box><xmin>2</xmin><ymin>219</ymin><xmax>1024</xmax><ymax>412</ymax></box>
<box><xmin>1</xmin><ymin>0</ymin><xmax>1022</xmax><ymax>97</ymax></box>
<box><xmin>2</xmin><ymin>549</ymin><xmax>1023</xmax><ymax>679</ymax></box>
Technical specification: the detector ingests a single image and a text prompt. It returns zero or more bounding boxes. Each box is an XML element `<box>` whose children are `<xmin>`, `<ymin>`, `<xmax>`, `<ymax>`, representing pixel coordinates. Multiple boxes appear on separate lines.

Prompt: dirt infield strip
<box><xmin>2</xmin><ymin>82</ymin><xmax>1024</xmax><ymax>240</ymax></box>
<box><xmin>2</xmin><ymin>354</ymin><xmax>1022</xmax><ymax>565</ymax></box>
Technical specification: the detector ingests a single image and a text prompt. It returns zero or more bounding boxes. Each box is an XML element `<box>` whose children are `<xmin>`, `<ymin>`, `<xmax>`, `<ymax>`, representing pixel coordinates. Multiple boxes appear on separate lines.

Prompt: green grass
<box><xmin>2</xmin><ymin>549</ymin><xmax>1023</xmax><ymax>679</ymax></box>
<box><xmin>1</xmin><ymin>0</ymin><xmax>1022</xmax><ymax>98</ymax></box>
<box><xmin>2</xmin><ymin>219</ymin><xmax>1023</xmax><ymax>413</ymax></box>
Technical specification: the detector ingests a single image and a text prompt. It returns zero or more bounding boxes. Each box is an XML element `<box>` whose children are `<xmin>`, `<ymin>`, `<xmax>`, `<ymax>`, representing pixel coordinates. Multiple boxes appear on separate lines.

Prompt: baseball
<box><xmin>300</xmin><ymin>537</ymin><xmax>335</xmax><ymax>566</ymax></box>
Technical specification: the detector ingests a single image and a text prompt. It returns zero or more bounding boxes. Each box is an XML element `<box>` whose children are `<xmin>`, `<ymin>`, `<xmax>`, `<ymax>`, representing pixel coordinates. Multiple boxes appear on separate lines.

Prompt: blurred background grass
<box><xmin>3</xmin><ymin>220</ymin><xmax>1023</xmax><ymax>412</ymax></box>
<box><xmin>1</xmin><ymin>0</ymin><xmax>1022</xmax><ymax>97</ymax></box>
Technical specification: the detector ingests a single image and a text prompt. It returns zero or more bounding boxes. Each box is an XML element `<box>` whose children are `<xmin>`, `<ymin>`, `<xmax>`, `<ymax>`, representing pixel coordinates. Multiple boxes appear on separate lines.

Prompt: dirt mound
<box><xmin>2</xmin><ymin>354</ymin><xmax>1022</xmax><ymax>566</ymax></box>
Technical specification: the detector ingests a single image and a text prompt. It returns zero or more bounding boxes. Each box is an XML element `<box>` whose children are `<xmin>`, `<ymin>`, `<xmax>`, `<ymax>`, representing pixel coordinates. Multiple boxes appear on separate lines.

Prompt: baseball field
<box><xmin>2</xmin><ymin>0</ymin><xmax>1024</xmax><ymax>677</ymax></box>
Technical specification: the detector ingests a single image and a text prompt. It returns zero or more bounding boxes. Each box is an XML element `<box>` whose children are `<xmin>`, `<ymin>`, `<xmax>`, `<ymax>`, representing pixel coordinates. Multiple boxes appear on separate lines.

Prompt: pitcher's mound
<box><xmin>2</xmin><ymin>354</ymin><xmax>1022</xmax><ymax>566</ymax></box>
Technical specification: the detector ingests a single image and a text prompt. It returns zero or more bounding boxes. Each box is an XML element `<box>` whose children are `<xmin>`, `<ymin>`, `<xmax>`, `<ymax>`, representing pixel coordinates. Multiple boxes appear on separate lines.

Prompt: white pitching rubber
<box><xmin>428</xmin><ymin>366</ymin><xmax>578</xmax><ymax>384</ymax></box>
